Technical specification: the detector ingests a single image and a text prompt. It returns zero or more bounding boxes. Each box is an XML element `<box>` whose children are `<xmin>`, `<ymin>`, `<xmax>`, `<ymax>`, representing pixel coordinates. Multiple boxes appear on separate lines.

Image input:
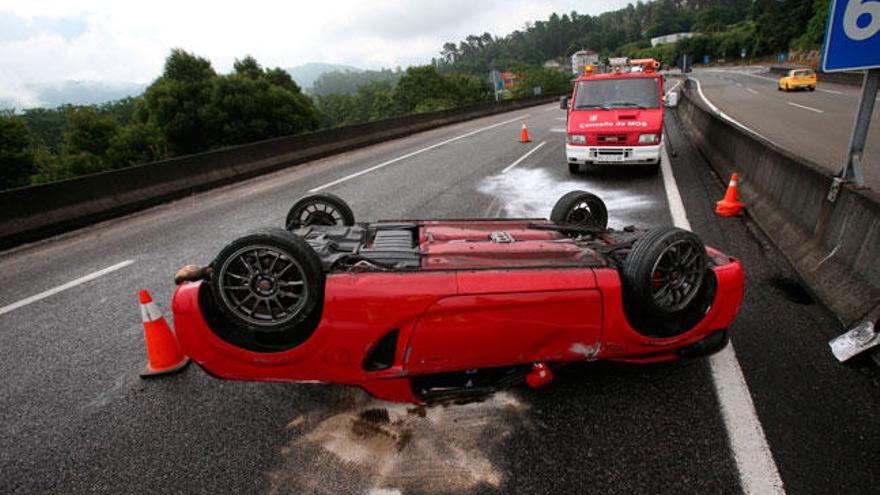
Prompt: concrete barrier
<box><xmin>677</xmin><ymin>79</ymin><xmax>880</xmax><ymax>326</ymax></box>
<box><xmin>0</xmin><ymin>94</ymin><xmax>559</xmax><ymax>250</ymax></box>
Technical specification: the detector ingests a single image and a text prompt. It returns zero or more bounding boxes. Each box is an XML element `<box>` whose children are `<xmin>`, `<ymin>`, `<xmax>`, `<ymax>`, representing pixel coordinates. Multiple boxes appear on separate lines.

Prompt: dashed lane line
<box><xmin>502</xmin><ymin>141</ymin><xmax>546</xmax><ymax>173</ymax></box>
<box><xmin>660</xmin><ymin>144</ymin><xmax>785</xmax><ymax>494</ymax></box>
<box><xmin>0</xmin><ymin>260</ymin><xmax>135</xmax><ymax>317</ymax></box>
<box><xmin>787</xmin><ymin>102</ymin><xmax>824</xmax><ymax>114</ymax></box>
<box><xmin>309</xmin><ymin>114</ymin><xmax>529</xmax><ymax>192</ymax></box>
<box><xmin>746</xmin><ymin>88</ymin><xmax>759</xmax><ymax>95</ymax></box>
<box><xmin>691</xmin><ymin>77</ymin><xmax>784</xmax><ymax>148</ymax></box>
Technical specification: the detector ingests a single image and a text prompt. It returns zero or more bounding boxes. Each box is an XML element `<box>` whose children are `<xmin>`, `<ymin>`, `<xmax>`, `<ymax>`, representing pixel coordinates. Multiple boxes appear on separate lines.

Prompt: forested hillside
<box><xmin>435</xmin><ymin>0</ymin><xmax>828</xmax><ymax>74</ymax></box>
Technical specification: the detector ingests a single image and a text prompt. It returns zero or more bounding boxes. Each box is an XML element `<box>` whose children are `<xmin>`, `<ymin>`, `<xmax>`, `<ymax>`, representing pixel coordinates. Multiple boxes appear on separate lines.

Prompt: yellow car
<box><xmin>778</xmin><ymin>69</ymin><xmax>817</xmax><ymax>92</ymax></box>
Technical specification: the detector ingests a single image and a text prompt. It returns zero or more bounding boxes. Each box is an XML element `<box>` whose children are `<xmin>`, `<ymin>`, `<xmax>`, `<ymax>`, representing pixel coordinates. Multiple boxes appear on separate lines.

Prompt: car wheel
<box><xmin>550</xmin><ymin>191</ymin><xmax>608</xmax><ymax>229</ymax></box>
<box><xmin>568</xmin><ymin>162</ymin><xmax>580</xmax><ymax>174</ymax></box>
<box><xmin>207</xmin><ymin>228</ymin><xmax>323</xmax><ymax>351</ymax></box>
<box><xmin>286</xmin><ymin>193</ymin><xmax>355</xmax><ymax>230</ymax></box>
<box><xmin>622</xmin><ymin>227</ymin><xmax>711</xmax><ymax>337</ymax></box>
<box><xmin>777</xmin><ymin>85</ymin><xmax>782</xmax><ymax>91</ymax></box>
<box><xmin>808</xmin><ymin>86</ymin><xmax>815</xmax><ymax>91</ymax></box>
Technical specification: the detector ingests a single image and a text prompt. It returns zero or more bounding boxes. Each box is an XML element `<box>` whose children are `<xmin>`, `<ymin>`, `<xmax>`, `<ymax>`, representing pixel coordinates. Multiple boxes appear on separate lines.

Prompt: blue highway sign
<box><xmin>822</xmin><ymin>0</ymin><xmax>880</xmax><ymax>72</ymax></box>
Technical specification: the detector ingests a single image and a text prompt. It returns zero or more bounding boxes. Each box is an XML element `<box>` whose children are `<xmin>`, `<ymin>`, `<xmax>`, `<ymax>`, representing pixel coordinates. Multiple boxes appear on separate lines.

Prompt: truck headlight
<box><xmin>639</xmin><ymin>133</ymin><xmax>659</xmax><ymax>143</ymax></box>
<box><xmin>567</xmin><ymin>134</ymin><xmax>586</xmax><ymax>145</ymax></box>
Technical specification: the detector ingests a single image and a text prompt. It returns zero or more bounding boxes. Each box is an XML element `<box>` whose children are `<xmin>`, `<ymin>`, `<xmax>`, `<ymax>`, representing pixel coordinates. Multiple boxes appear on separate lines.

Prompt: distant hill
<box><xmin>286</xmin><ymin>62</ymin><xmax>362</xmax><ymax>90</ymax></box>
<box><xmin>1</xmin><ymin>81</ymin><xmax>146</xmax><ymax>110</ymax></box>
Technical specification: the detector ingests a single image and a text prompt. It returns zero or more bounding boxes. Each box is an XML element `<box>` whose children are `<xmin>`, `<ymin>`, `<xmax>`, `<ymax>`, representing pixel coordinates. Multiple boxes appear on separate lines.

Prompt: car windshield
<box><xmin>794</xmin><ymin>70</ymin><xmax>814</xmax><ymax>77</ymax></box>
<box><xmin>573</xmin><ymin>78</ymin><xmax>659</xmax><ymax>110</ymax></box>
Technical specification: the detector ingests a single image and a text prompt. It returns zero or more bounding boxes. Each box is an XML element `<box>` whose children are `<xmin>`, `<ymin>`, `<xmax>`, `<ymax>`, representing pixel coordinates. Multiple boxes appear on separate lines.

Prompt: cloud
<box><xmin>0</xmin><ymin>0</ymin><xmax>633</xmax><ymax>107</ymax></box>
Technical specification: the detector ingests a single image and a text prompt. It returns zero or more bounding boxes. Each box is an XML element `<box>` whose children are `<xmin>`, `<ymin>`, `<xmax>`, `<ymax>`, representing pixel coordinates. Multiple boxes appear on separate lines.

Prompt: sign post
<box><xmin>822</xmin><ymin>0</ymin><xmax>880</xmax><ymax>190</ymax></box>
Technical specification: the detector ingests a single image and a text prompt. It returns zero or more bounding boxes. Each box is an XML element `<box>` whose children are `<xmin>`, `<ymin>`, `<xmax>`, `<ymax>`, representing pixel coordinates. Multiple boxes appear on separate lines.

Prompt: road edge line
<box><xmin>660</xmin><ymin>143</ymin><xmax>785</xmax><ymax>495</ymax></box>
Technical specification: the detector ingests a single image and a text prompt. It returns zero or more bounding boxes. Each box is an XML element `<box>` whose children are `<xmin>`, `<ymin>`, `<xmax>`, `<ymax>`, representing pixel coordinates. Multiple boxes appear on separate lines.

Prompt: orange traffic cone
<box><xmin>520</xmin><ymin>121</ymin><xmax>530</xmax><ymax>143</ymax></box>
<box><xmin>715</xmin><ymin>172</ymin><xmax>744</xmax><ymax>217</ymax></box>
<box><xmin>139</xmin><ymin>289</ymin><xmax>190</xmax><ymax>378</ymax></box>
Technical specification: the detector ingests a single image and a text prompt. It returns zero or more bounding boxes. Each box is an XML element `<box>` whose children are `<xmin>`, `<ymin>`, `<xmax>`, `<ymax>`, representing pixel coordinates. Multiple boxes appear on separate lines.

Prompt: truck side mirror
<box><xmin>665</xmin><ymin>91</ymin><xmax>679</xmax><ymax>108</ymax></box>
<box><xmin>560</xmin><ymin>96</ymin><xmax>569</xmax><ymax>110</ymax></box>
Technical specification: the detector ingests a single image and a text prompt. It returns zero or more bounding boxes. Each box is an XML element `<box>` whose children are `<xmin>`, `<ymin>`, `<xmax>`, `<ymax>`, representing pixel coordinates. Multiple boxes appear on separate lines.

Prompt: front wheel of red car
<box><xmin>622</xmin><ymin>227</ymin><xmax>713</xmax><ymax>338</ymax></box>
<box><xmin>206</xmin><ymin>228</ymin><xmax>324</xmax><ymax>352</ymax></box>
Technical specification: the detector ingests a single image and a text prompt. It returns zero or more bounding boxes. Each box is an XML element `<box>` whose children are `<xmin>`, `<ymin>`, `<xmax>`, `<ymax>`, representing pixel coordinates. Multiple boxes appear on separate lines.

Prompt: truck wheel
<box><xmin>622</xmin><ymin>227</ymin><xmax>710</xmax><ymax>337</ymax></box>
<box><xmin>568</xmin><ymin>162</ymin><xmax>580</xmax><ymax>174</ymax></box>
<box><xmin>207</xmin><ymin>228</ymin><xmax>323</xmax><ymax>352</ymax></box>
<box><xmin>286</xmin><ymin>193</ymin><xmax>355</xmax><ymax>230</ymax></box>
<box><xmin>550</xmin><ymin>191</ymin><xmax>608</xmax><ymax>229</ymax></box>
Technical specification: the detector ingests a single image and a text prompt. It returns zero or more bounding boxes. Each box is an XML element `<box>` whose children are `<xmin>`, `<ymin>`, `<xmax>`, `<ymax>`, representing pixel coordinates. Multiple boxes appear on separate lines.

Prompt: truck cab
<box><xmin>562</xmin><ymin>59</ymin><xmax>664</xmax><ymax>173</ymax></box>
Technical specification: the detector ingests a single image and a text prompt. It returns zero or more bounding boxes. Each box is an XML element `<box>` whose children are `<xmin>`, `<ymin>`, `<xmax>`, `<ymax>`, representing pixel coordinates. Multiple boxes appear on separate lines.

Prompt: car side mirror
<box><xmin>665</xmin><ymin>91</ymin><xmax>679</xmax><ymax>108</ymax></box>
<box><xmin>560</xmin><ymin>96</ymin><xmax>569</xmax><ymax>110</ymax></box>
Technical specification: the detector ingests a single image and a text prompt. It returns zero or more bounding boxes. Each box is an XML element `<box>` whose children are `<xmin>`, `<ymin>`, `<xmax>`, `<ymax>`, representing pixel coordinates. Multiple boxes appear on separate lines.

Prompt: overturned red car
<box><xmin>172</xmin><ymin>191</ymin><xmax>743</xmax><ymax>403</ymax></box>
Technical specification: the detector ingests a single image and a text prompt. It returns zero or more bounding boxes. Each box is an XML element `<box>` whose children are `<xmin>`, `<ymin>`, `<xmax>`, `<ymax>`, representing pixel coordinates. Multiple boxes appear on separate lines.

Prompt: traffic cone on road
<box><xmin>520</xmin><ymin>121</ymin><xmax>530</xmax><ymax>143</ymax></box>
<box><xmin>138</xmin><ymin>289</ymin><xmax>190</xmax><ymax>378</ymax></box>
<box><xmin>715</xmin><ymin>172</ymin><xmax>744</xmax><ymax>217</ymax></box>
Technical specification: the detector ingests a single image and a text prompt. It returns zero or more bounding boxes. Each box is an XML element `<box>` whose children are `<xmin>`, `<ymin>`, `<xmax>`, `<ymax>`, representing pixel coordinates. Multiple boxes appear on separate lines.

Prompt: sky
<box><xmin>0</xmin><ymin>0</ymin><xmax>631</xmax><ymax>106</ymax></box>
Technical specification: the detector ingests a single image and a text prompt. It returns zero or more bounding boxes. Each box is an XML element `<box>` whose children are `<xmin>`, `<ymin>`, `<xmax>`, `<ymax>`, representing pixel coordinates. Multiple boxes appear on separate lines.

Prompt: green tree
<box><xmin>207</xmin><ymin>66</ymin><xmax>320</xmax><ymax>146</ymax></box>
<box><xmin>0</xmin><ymin>113</ymin><xmax>35</xmax><ymax>189</ymax></box>
<box><xmin>792</xmin><ymin>0</ymin><xmax>831</xmax><ymax>49</ymax></box>
<box><xmin>63</xmin><ymin>107</ymin><xmax>118</xmax><ymax>159</ymax></box>
<box><xmin>106</xmin><ymin>123</ymin><xmax>167</xmax><ymax>168</ymax></box>
<box><xmin>142</xmin><ymin>49</ymin><xmax>216</xmax><ymax>154</ymax></box>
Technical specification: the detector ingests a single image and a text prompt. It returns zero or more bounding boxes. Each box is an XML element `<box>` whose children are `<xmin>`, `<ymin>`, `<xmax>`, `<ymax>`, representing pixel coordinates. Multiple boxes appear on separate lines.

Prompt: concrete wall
<box><xmin>0</xmin><ymin>94</ymin><xmax>558</xmax><ymax>250</ymax></box>
<box><xmin>677</xmin><ymin>79</ymin><xmax>880</xmax><ymax>326</ymax></box>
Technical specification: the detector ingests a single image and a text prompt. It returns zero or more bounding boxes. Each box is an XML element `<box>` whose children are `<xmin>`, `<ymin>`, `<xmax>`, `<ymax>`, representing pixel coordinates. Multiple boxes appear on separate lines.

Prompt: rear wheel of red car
<box><xmin>568</xmin><ymin>162</ymin><xmax>579</xmax><ymax>174</ymax></box>
<box><xmin>622</xmin><ymin>227</ymin><xmax>712</xmax><ymax>337</ymax></box>
<box><xmin>207</xmin><ymin>228</ymin><xmax>323</xmax><ymax>352</ymax></box>
<box><xmin>550</xmin><ymin>191</ymin><xmax>608</xmax><ymax>229</ymax></box>
<box><xmin>286</xmin><ymin>193</ymin><xmax>355</xmax><ymax>231</ymax></box>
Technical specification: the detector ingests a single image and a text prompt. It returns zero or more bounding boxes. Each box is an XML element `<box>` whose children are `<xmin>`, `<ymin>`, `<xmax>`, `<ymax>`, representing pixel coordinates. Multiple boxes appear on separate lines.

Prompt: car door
<box><xmin>403</xmin><ymin>268</ymin><xmax>603</xmax><ymax>373</ymax></box>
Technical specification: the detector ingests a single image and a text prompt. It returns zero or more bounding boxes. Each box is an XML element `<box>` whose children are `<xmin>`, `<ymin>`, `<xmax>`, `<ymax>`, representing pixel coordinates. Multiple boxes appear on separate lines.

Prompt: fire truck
<box><xmin>561</xmin><ymin>58</ymin><xmax>664</xmax><ymax>173</ymax></box>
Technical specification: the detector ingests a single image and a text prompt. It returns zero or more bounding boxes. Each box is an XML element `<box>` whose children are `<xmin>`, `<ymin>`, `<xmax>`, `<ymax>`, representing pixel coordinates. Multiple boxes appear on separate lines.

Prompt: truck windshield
<box><xmin>574</xmin><ymin>78</ymin><xmax>659</xmax><ymax>110</ymax></box>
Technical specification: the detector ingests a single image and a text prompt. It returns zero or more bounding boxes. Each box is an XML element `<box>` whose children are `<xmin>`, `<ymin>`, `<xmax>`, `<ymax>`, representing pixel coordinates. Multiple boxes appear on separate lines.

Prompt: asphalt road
<box><xmin>691</xmin><ymin>66</ymin><xmax>880</xmax><ymax>190</ymax></box>
<box><xmin>1</xmin><ymin>102</ymin><xmax>878</xmax><ymax>494</ymax></box>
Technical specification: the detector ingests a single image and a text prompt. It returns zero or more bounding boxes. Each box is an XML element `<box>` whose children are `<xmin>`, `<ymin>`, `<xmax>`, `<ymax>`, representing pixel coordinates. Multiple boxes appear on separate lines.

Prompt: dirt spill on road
<box><xmin>478</xmin><ymin>167</ymin><xmax>656</xmax><ymax>225</ymax></box>
<box><xmin>267</xmin><ymin>388</ymin><xmax>529</xmax><ymax>495</ymax></box>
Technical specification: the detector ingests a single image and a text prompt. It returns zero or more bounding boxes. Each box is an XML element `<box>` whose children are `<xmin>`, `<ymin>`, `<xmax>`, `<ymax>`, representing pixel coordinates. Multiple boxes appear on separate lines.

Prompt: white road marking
<box><xmin>502</xmin><ymin>141</ymin><xmax>546</xmax><ymax>173</ymax></box>
<box><xmin>544</xmin><ymin>106</ymin><xmax>561</xmax><ymax>112</ymax></box>
<box><xmin>746</xmin><ymin>88</ymin><xmax>759</xmax><ymax>95</ymax></box>
<box><xmin>0</xmin><ymin>260</ymin><xmax>135</xmax><ymax>317</ymax></box>
<box><xmin>554</xmin><ymin>117</ymin><xmax>567</xmax><ymax>121</ymax></box>
<box><xmin>309</xmin><ymin>114</ymin><xmax>529</xmax><ymax>192</ymax></box>
<box><xmin>787</xmin><ymin>102</ymin><xmax>824</xmax><ymax>114</ymax></box>
<box><xmin>691</xmin><ymin>77</ymin><xmax>783</xmax><ymax>147</ymax></box>
<box><xmin>660</xmin><ymin>144</ymin><xmax>785</xmax><ymax>494</ymax></box>
<box><xmin>818</xmin><ymin>88</ymin><xmax>842</xmax><ymax>95</ymax></box>
<box><xmin>665</xmin><ymin>79</ymin><xmax>683</xmax><ymax>96</ymax></box>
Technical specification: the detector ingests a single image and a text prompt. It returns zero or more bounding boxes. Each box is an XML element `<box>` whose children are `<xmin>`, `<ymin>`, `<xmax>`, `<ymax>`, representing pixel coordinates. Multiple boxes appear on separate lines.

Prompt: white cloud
<box><xmin>0</xmin><ymin>0</ymin><xmax>631</xmax><ymax>106</ymax></box>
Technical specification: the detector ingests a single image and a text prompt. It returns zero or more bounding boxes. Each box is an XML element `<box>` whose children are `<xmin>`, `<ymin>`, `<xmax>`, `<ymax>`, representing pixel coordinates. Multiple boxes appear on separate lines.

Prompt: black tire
<box><xmin>285</xmin><ymin>193</ymin><xmax>355</xmax><ymax>230</ymax></box>
<box><xmin>207</xmin><ymin>228</ymin><xmax>323</xmax><ymax>352</ymax></box>
<box><xmin>568</xmin><ymin>162</ymin><xmax>579</xmax><ymax>174</ymax></box>
<box><xmin>808</xmin><ymin>86</ymin><xmax>815</xmax><ymax>91</ymax></box>
<box><xmin>622</xmin><ymin>227</ymin><xmax>710</xmax><ymax>337</ymax></box>
<box><xmin>550</xmin><ymin>191</ymin><xmax>608</xmax><ymax>229</ymax></box>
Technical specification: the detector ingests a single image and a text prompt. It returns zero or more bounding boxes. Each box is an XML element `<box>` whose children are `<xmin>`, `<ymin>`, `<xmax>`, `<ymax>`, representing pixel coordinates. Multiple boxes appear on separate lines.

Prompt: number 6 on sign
<box><xmin>823</xmin><ymin>0</ymin><xmax>880</xmax><ymax>72</ymax></box>
<box><xmin>843</xmin><ymin>0</ymin><xmax>880</xmax><ymax>40</ymax></box>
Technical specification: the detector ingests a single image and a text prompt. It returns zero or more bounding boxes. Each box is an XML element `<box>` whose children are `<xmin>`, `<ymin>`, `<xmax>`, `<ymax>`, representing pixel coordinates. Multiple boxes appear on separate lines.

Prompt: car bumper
<box><xmin>566</xmin><ymin>143</ymin><xmax>662</xmax><ymax>166</ymax></box>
